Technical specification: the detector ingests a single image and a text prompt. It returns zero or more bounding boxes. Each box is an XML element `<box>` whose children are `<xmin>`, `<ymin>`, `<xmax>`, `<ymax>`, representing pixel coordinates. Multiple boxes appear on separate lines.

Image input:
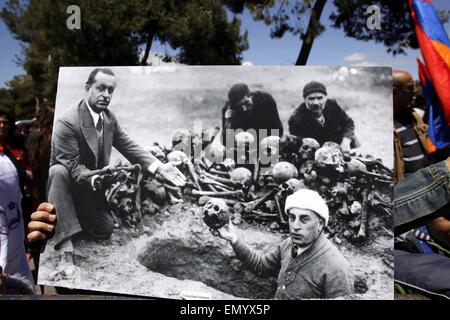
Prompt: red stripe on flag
<box><xmin>415</xmin><ymin>20</ymin><xmax>450</xmax><ymax>125</ymax></box>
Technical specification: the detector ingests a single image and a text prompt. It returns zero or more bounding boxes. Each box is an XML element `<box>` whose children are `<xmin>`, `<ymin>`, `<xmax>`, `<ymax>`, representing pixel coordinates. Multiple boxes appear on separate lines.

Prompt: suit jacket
<box><xmin>50</xmin><ymin>100</ymin><xmax>157</xmax><ymax>188</ymax></box>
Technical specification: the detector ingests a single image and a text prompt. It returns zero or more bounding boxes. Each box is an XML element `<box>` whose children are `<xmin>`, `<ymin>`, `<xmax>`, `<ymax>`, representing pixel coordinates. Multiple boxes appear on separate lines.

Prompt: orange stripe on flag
<box><xmin>431</xmin><ymin>40</ymin><xmax>450</xmax><ymax>69</ymax></box>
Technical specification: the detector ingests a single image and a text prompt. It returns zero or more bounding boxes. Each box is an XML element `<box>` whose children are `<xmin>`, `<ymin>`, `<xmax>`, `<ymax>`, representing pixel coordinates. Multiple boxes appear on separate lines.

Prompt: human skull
<box><xmin>146</xmin><ymin>145</ymin><xmax>165</xmax><ymax>160</ymax></box>
<box><xmin>323</xmin><ymin>141</ymin><xmax>341</xmax><ymax>149</ymax></box>
<box><xmin>235</xmin><ymin>132</ymin><xmax>255</xmax><ymax>146</ymax></box>
<box><xmin>145</xmin><ymin>180</ymin><xmax>167</xmax><ymax>205</ymax></box>
<box><xmin>222</xmin><ymin>158</ymin><xmax>236</xmax><ymax>171</ymax></box>
<box><xmin>331</xmin><ymin>183</ymin><xmax>347</xmax><ymax>197</ymax></box>
<box><xmin>350</xmin><ymin>201</ymin><xmax>362</xmax><ymax>215</ymax></box>
<box><xmin>167</xmin><ymin>150</ymin><xmax>188</xmax><ymax>166</ymax></box>
<box><xmin>281</xmin><ymin>178</ymin><xmax>305</xmax><ymax>194</ymax></box>
<box><xmin>272</xmin><ymin>161</ymin><xmax>298</xmax><ymax>184</ymax></box>
<box><xmin>299</xmin><ymin>138</ymin><xmax>320</xmax><ymax>160</ymax></box>
<box><xmin>315</xmin><ymin>145</ymin><xmax>344</xmax><ymax>167</ymax></box>
<box><xmin>202</xmin><ymin>198</ymin><xmax>230</xmax><ymax>229</ymax></box>
<box><xmin>118</xmin><ymin>197</ymin><xmax>133</xmax><ymax>215</ymax></box>
<box><xmin>172</xmin><ymin>129</ymin><xmax>190</xmax><ymax>147</ymax></box>
<box><xmin>260</xmin><ymin>136</ymin><xmax>280</xmax><ymax>157</ymax></box>
<box><xmin>230</xmin><ymin>167</ymin><xmax>252</xmax><ymax>187</ymax></box>
<box><xmin>345</xmin><ymin>157</ymin><xmax>367</xmax><ymax>173</ymax></box>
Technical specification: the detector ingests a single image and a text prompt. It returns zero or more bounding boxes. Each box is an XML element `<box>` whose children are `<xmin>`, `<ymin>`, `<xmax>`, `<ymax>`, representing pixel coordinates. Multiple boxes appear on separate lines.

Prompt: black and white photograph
<box><xmin>37</xmin><ymin>66</ymin><xmax>394</xmax><ymax>300</ymax></box>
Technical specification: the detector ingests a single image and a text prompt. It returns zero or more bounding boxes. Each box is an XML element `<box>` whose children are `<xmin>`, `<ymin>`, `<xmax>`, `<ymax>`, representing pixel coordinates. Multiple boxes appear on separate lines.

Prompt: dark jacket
<box><xmin>232</xmin><ymin>233</ymin><xmax>354</xmax><ymax>299</ymax></box>
<box><xmin>222</xmin><ymin>90</ymin><xmax>283</xmax><ymax>144</ymax></box>
<box><xmin>50</xmin><ymin>100</ymin><xmax>157</xmax><ymax>188</ymax></box>
<box><xmin>288</xmin><ymin>99</ymin><xmax>355</xmax><ymax>145</ymax></box>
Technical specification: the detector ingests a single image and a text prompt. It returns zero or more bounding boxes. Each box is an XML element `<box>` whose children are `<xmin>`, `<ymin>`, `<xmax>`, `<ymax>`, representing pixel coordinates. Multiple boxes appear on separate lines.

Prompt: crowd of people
<box><xmin>392</xmin><ymin>70</ymin><xmax>450</xmax><ymax>298</ymax></box>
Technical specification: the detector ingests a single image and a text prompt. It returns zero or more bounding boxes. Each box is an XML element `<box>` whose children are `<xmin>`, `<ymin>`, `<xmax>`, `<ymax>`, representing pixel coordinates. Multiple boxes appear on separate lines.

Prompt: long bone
<box><xmin>191</xmin><ymin>189</ymin><xmax>244</xmax><ymax>198</ymax></box>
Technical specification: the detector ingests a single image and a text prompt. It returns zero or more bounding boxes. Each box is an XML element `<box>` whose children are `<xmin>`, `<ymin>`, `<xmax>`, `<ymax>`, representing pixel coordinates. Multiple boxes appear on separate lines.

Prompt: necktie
<box><xmin>96</xmin><ymin>116</ymin><xmax>103</xmax><ymax>133</ymax></box>
<box><xmin>96</xmin><ymin>116</ymin><xmax>103</xmax><ymax>167</ymax></box>
<box><xmin>291</xmin><ymin>244</ymin><xmax>299</xmax><ymax>258</ymax></box>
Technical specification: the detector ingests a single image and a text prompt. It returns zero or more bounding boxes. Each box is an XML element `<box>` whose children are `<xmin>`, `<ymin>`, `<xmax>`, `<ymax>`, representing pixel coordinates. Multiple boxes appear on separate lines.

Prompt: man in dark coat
<box><xmin>47</xmin><ymin>68</ymin><xmax>185</xmax><ymax>275</ymax></box>
<box><xmin>222</xmin><ymin>83</ymin><xmax>283</xmax><ymax>146</ymax></box>
<box><xmin>288</xmin><ymin>81</ymin><xmax>358</xmax><ymax>151</ymax></box>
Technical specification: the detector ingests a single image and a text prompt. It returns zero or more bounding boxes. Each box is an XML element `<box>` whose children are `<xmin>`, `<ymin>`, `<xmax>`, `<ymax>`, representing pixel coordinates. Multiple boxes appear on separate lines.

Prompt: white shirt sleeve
<box><xmin>148</xmin><ymin>160</ymin><xmax>163</xmax><ymax>175</ymax></box>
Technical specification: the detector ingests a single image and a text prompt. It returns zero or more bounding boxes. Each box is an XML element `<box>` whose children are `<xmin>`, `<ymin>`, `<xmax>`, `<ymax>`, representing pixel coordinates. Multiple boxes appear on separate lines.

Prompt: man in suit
<box><xmin>47</xmin><ymin>68</ymin><xmax>185</xmax><ymax>273</ymax></box>
<box><xmin>288</xmin><ymin>81</ymin><xmax>359</xmax><ymax>152</ymax></box>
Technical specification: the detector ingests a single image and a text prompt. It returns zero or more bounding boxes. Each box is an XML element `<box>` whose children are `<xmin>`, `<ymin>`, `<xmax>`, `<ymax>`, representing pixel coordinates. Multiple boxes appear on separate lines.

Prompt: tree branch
<box><xmin>295</xmin><ymin>0</ymin><xmax>327</xmax><ymax>66</ymax></box>
<box><xmin>141</xmin><ymin>31</ymin><xmax>155</xmax><ymax>65</ymax></box>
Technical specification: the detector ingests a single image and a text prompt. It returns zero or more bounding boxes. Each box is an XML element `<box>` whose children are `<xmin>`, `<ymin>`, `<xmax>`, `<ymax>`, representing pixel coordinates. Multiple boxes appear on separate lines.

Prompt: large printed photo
<box><xmin>38</xmin><ymin>66</ymin><xmax>393</xmax><ymax>299</ymax></box>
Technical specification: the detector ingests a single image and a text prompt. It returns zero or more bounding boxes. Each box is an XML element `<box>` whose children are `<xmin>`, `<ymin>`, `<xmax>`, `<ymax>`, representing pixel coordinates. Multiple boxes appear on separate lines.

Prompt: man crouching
<box><xmin>214</xmin><ymin>189</ymin><xmax>354</xmax><ymax>299</ymax></box>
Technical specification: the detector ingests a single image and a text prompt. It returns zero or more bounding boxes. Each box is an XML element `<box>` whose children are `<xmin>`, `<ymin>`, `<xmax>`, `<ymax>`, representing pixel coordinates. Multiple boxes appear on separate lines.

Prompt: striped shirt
<box><xmin>394</xmin><ymin>109</ymin><xmax>428</xmax><ymax>175</ymax></box>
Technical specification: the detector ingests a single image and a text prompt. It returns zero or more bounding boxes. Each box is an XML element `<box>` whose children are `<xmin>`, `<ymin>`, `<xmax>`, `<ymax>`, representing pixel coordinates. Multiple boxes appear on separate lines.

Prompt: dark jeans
<box><xmin>394</xmin><ymin>160</ymin><xmax>450</xmax><ymax>231</ymax></box>
<box><xmin>395</xmin><ymin>249</ymin><xmax>450</xmax><ymax>299</ymax></box>
<box><xmin>47</xmin><ymin>164</ymin><xmax>114</xmax><ymax>248</ymax></box>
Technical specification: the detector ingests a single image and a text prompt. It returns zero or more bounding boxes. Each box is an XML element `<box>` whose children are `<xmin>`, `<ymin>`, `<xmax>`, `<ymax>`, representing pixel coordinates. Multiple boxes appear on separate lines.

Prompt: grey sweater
<box><xmin>232</xmin><ymin>233</ymin><xmax>354</xmax><ymax>299</ymax></box>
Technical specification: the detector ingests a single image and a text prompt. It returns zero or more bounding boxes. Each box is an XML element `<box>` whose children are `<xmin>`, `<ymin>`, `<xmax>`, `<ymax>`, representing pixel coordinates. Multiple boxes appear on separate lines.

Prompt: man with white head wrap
<box><xmin>215</xmin><ymin>189</ymin><xmax>354</xmax><ymax>299</ymax></box>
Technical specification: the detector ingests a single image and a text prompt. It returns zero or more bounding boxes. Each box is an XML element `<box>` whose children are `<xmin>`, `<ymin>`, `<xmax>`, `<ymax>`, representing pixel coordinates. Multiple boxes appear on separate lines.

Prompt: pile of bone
<box><xmin>93</xmin><ymin>164</ymin><xmax>144</xmax><ymax>229</ymax></box>
<box><xmin>111</xmin><ymin>129</ymin><xmax>393</xmax><ymax>243</ymax></box>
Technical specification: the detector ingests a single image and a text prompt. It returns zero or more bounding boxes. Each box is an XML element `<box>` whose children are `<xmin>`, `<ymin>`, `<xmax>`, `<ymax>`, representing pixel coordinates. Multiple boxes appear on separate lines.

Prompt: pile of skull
<box><xmin>90</xmin><ymin>164</ymin><xmax>144</xmax><ymax>230</ymax></box>
<box><xmin>98</xmin><ymin>128</ymin><xmax>393</xmax><ymax>242</ymax></box>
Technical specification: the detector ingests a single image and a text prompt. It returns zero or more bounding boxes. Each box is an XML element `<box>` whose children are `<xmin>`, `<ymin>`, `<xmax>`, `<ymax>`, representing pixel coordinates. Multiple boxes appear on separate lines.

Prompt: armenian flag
<box><xmin>409</xmin><ymin>0</ymin><xmax>450</xmax><ymax>126</ymax></box>
<box><xmin>418</xmin><ymin>58</ymin><xmax>450</xmax><ymax>150</ymax></box>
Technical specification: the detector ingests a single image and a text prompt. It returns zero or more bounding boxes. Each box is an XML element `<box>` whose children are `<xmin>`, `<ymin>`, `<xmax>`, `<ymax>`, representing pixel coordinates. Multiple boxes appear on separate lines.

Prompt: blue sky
<box><xmin>1</xmin><ymin>0</ymin><xmax>450</xmax><ymax>88</ymax></box>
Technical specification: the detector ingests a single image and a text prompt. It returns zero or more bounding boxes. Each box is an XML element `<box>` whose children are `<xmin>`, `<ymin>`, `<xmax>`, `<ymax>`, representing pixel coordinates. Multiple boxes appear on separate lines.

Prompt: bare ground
<box><xmin>38</xmin><ymin>199</ymin><xmax>393</xmax><ymax>300</ymax></box>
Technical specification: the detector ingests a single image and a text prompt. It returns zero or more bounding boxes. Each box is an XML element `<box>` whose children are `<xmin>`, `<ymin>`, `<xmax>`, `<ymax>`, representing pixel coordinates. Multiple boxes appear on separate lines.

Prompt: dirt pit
<box><xmin>137</xmin><ymin>220</ymin><xmax>278</xmax><ymax>298</ymax></box>
<box><xmin>38</xmin><ymin>203</ymin><xmax>393</xmax><ymax>300</ymax></box>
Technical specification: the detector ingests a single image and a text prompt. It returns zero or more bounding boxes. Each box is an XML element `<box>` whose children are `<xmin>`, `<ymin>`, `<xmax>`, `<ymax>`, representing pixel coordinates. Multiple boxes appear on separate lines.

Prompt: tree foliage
<box><xmin>0</xmin><ymin>75</ymin><xmax>37</xmax><ymax>119</ymax></box>
<box><xmin>330</xmin><ymin>0</ymin><xmax>448</xmax><ymax>56</ymax></box>
<box><xmin>0</xmin><ymin>0</ymin><xmax>248</xmax><ymax>116</ymax></box>
<box><xmin>224</xmin><ymin>0</ymin><xmax>449</xmax><ymax>64</ymax></box>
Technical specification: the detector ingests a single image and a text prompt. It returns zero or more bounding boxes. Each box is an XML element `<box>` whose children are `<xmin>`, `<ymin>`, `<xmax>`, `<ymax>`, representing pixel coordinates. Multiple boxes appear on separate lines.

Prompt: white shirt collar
<box><xmin>296</xmin><ymin>243</ymin><xmax>312</xmax><ymax>256</ymax></box>
<box><xmin>317</xmin><ymin>115</ymin><xmax>325</xmax><ymax>126</ymax></box>
<box><xmin>292</xmin><ymin>241</ymin><xmax>313</xmax><ymax>258</ymax></box>
<box><xmin>85</xmin><ymin>99</ymin><xmax>103</xmax><ymax>127</ymax></box>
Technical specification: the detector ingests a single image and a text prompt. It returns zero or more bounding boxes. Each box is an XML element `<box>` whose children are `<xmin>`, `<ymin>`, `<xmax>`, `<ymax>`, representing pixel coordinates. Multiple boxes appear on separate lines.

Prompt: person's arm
<box><xmin>112</xmin><ymin>118</ymin><xmax>185</xmax><ymax>186</ymax></box>
<box><xmin>261</xmin><ymin>93</ymin><xmax>283</xmax><ymax>137</ymax></box>
<box><xmin>394</xmin><ymin>158</ymin><xmax>450</xmax><ymax>233</ymax></box>
<box><xmin>231</xmin><ymin>238</ymin><xmax>282</xmax><ymax>278</ymax></box>
<box><xmin>216</xmin><ymin>224</ymin><xmax>281</xmax><ymax>278</ymax></box>
<box><xmin>332</xmin><ymin>101</ymin><xmax>355</xmax><ymax>140</ymax></box>
<box><xmin>427</xmin><ymin>216</ymin><xmax>450</xmax><ymax>249</ymax></box>
<box><xmin>112</xmin><ymin>119</ymin><xmax>159</xmax><ymax>170</ymax></box>
<box><xmin>288</xmin><ymin>107</ymin><xmax>303</xmax><ymax>138</ymax></box>
<box><xmin>222</xmin><ymin>103</ymin><xmax>234</xmax><ymax>131</ymax></box>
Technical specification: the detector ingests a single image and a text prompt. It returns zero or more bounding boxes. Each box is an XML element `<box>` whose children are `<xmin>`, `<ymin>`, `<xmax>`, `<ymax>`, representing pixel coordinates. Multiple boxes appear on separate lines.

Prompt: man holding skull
<box><xmin>214</xmin><ymin>189</ymin><xmax>354</xmax><ymax>299</ymax></box>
